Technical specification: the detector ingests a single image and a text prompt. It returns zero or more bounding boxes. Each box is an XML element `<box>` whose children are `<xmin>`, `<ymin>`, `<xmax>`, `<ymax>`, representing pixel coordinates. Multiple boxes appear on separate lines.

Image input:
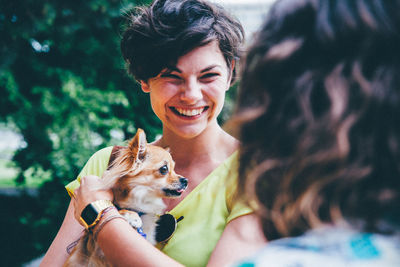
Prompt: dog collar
<box><xmin>115</xmin><ymin>205</ymin><xmax>146</xmax><ymax>217</ymax></box>
<box><xmin>136</xmin><ymin>227</ymin><xmax>147</xmax><ymax>239</ymax></box>
<box><xmin>115</xmin><ymin>206</ymin><xmax>183</xmax><ymax>242</ymax></box>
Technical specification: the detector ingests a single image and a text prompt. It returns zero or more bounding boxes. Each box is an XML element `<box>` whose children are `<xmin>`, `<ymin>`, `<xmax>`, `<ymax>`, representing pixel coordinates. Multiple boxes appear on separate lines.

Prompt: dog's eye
<box><xmin>159</xmin><ymin>165</ymin><xmax>169</xmax><ymax>175</ymax></box>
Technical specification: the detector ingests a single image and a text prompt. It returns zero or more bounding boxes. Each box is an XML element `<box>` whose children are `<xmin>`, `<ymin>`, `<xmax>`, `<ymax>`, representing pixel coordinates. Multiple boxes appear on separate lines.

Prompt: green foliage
<box><xmin>1</xmin><ymin>0</ymin><xmax>159</xmax><ymax>181</ymax></box>
<box><xmin>0</xmin><ymin>0</ymin><xmax>237</xmax><ymax>264</ymax></box>
<box><xmin>0</xmin><ymin>0</ymin><xmax>158</xmax><ymax>265</ymax></box>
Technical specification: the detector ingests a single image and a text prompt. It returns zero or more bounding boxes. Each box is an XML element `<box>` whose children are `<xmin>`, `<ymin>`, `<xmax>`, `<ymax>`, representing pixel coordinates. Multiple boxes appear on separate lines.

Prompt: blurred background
<box><xmin>0</xmin><ymin>0</ymin><xmax>273</xmax><ymax>265</ymax></box>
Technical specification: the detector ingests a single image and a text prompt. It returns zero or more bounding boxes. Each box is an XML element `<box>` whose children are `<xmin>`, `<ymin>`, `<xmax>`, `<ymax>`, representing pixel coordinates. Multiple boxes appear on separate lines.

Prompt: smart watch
<box><xmin>80</xmin><ymin>199</ymin><xmax>114</xmax><ymax>229</ymax></box>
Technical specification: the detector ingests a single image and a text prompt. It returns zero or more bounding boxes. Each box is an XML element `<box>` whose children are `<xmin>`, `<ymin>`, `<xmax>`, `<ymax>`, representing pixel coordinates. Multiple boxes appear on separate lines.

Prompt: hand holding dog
<box><xmin>72</xmin><ymin>175</ymin><xmax>113</xmax><ymax>225</ymax></box>
<box><xmin>64</xmin><ymin>130</ymin><xmax>189</xmax><ymax>266</ymax></box>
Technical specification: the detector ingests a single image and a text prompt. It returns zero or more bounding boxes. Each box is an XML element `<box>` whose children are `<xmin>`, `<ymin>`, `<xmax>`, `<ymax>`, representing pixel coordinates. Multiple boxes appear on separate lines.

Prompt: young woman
<box><xmin>40</xmin><ymin>0</ymin><xmax>265</xmax><ymax>266</ymax></box>
<box><xmin>233</xmin><ymin>0</ymin><xmax>400</xmax><ymax>265</ymax></box>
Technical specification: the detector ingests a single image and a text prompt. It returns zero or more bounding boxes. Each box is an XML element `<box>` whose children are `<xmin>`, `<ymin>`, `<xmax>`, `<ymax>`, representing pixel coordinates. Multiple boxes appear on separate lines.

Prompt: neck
<box><xmin>156</xmin><ymin>124</ymin><xmax>238</xmax><ymax>211</ymax></box>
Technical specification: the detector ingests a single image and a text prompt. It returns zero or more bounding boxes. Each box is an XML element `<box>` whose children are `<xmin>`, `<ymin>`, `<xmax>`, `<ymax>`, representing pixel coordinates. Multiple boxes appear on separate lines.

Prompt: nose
<box><xmin>179</xmin><ymin>177</ymin><xmax>188</xmax><ymax>187</ymax></box>
<box><xmin>180</xmin><ymin>79</ymin><xmax>202</xmax><ymax>103</ymax></box>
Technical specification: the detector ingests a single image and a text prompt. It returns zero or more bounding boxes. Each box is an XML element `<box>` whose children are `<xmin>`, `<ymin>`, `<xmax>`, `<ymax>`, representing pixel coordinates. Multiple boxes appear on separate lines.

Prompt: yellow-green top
<box><xmin>66</xmin><ymin>147</ymin><xmax>251</xmax><ymax>267</ymax></box>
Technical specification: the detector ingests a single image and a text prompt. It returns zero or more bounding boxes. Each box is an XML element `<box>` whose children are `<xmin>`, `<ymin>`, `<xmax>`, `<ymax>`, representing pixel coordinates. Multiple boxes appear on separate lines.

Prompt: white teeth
<box><xmin>175</xmin><ymin>107</ymin><xmax>204</xmax><ymax>116</ymax></box>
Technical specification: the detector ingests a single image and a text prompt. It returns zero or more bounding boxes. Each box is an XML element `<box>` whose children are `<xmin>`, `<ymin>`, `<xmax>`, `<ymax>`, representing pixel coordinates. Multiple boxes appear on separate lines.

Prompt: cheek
<box><xmin>207</xmin><ymin>82</ymin><xmax>227</xmax><ymax>104</ymax></box>
<box><xmin>149</xmin><ymin>94</ymin><xmax>167</xmax><ymax>118</ymax></box>
<box><xmin>213</xmin><ymin>77</ymin><xmax>230</xmax><ymax>92</ymax></box>
<box><xmin>125</xmin><ymin>174</ymin><xmax>152</xmax><ymax>186</ymax></box>
<box><xmin>152</xmin><ymin>177</ymin><xmax>170</xmax><ymax>188</ymax></box>
<box><xmin>150</xmin><ymin>86</ymin><xmax>178</xmax><ymax>106</ymax></box>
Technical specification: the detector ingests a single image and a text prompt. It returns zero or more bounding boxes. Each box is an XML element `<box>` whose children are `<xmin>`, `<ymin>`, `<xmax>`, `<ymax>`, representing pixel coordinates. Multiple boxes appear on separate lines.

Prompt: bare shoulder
<box><xmin>221</xmin><ymin>130</ymin><xmax>240</xmax><ymax>156</ymax></box>
<box><xmin>207</xmin><ymin>214</ymin><xmax>266</xmax><ymax>267</ymax></box>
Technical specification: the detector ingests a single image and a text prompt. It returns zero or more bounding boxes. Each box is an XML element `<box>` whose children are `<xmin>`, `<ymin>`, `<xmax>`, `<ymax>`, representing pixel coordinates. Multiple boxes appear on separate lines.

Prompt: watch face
<box><xmin>81</xmin><ymin>204</ymin><xmax>98</xmax><ymax>225</ymax></box>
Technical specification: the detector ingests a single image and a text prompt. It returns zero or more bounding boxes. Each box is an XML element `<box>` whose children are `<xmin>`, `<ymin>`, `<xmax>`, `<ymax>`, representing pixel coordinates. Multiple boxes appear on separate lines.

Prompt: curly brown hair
<box><xmin>120</xmin><ymin>0</ymin><xmax>244</xmax><ymax>83</ymax></box>
<box><xmin>233</xmin><ymin>0</ymin><xmax>400</xmax><ymax>240</ymax></box>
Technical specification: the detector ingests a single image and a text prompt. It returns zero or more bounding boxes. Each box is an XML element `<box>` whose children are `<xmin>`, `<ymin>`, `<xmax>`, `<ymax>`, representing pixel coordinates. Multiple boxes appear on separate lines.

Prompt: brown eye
<box><xmin>199</xmin><ymin>73</ymin><xmax>220</xmax><ymax>83</ymax></box>
<box><xmin>162</xmin><ymin>74</ymin><xmax>181</xmax><ymax>79</ymax></box>
<box><xmin>159</xmin><ymin>165</ymin><xmax>169</xmax><ymax>175</ymax></box>
<box><xmin>201</xmin><ymin>73</ymin><xmax>218</xmax><ymax>78</ymax></box>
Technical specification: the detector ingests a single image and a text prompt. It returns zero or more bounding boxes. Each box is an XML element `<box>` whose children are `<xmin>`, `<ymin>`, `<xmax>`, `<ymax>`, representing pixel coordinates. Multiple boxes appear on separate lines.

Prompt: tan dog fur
<box><xmin>64</xmin><ymin>129</ymin><xmax>187</xmax><ymax>267</ymax></box>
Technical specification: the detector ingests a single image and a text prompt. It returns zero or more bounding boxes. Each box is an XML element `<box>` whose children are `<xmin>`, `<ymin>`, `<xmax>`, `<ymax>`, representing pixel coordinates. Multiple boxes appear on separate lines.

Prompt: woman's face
<box><xmin>141</xmin><ymin>41</ymin><xmax>232</xmax><ymax>139</ymax></box>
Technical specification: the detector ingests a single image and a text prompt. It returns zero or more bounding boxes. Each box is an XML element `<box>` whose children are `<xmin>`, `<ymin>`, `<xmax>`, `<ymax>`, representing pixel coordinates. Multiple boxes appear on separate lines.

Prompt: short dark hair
<box><xmin>120</xmin><ymin>0</ymin><xmax>244</xmax><ymax>82</ymax></box>
<box><xmin>234</xmin><ymin>0</ymin><xmax>400</xmax><ymax>240</ymax></box>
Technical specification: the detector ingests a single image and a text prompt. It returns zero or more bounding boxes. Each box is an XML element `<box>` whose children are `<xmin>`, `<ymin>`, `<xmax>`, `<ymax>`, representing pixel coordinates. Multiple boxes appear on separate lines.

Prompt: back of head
<box><xmin>234</xmin><ymin>0</ymin><xmax>400</xmax><ymax>240</ymax></box>
<box><xmin>120</xmin><ymin>0</ymin><xmax>244</xmax><ymax>82</ymax></box>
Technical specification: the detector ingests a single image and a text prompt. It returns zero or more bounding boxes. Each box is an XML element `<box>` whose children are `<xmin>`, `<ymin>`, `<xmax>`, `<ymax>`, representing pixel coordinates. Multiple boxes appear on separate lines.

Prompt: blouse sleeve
<box><xmin>65</xmin><ymin>146</ymin><xmax>113</xmax><ymax>197</ymax></box>
<box><xmin>225</xmin><ymin>152</ymin><xmax>253</xmax><ymax>223</ymax></box>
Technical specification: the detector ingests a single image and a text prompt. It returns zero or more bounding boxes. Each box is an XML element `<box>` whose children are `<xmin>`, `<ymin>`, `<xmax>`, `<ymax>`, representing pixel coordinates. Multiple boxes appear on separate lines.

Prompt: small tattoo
<box><xmin>66</xmin><ymin>239</ymin><xmax>80</xmax><ymax>254</ymax></box>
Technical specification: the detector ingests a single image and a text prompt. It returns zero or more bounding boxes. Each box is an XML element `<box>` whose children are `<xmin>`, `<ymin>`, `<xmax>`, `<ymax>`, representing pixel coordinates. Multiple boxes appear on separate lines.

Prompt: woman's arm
<box><xmin>207</xmin><ymin>213</ymin><xmax>267</xmax><ymax>267</ymax></box>
<box><xmin>95</xmin><ymin>208</ymin><xmax>183</xmax><ymax>267</ymax></box>
<box><xmin>70</xmin><ymin>175</ymin><xmax>265</xmax><ymax>267</ymax></box>
<box><xmin>72</xmin><ymin>175</ymin><xmax>184</xmax><ymax>267</ymax></box>
<box><xmin>40</xmin><ymin>201</ymin><xmax>85</xmax><ymax>267</ymax></box>
<box><xmin>88</xmin><ymin>209</ymin><xmax>264</xmax><ymax>267</ymax></box>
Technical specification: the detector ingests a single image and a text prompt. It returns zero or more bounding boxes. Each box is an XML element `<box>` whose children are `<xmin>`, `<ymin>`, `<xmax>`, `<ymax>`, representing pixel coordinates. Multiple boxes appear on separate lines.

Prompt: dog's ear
<box><xmin>129</xmin><ymin>128</ymin><xmax>147</xmax><ymax>162</ymax></box>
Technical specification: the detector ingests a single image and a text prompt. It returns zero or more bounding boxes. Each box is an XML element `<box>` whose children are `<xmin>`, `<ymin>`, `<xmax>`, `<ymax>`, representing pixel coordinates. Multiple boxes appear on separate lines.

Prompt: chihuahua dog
<box><xmin>64</xmin><ymin>129</ymin><xmax>188</xmax><ymax>267</ymax></box>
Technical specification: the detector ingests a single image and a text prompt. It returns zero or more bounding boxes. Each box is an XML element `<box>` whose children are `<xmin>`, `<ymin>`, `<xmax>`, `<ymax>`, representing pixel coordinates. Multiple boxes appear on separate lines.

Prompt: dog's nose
<box><xmin>179</xmin><ymin>177</ymin><xmax>188</xmax><ymax>187</ymax></box>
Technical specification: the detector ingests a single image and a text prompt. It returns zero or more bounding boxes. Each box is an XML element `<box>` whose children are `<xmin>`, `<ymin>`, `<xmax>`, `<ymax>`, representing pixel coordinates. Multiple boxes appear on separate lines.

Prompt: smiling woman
<box><xmin>40</xmin><ymin>1</ymin><xmax>265</xmax><ymax>267</ymax></box>
<box><xmin>141</xmin><ymin>41</ymin><xmax>232</xmax><ymax>139</ymax></box>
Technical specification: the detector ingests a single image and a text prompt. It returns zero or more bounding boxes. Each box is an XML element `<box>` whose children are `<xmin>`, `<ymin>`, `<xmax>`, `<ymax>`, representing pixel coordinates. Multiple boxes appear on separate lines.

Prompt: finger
<box><xmin>80</xmin><ymin>175</ymin><xmax>103</xmax><ymax>190</ymax></box>
<box><xmin>73</xmin><ymin>188</ymin><xmax>79</xmax><ymax>198</ymax></box>
<box><xmin>81</xmin><ymin>175</ymin><xmax>100</xmax><ymax>183</ymax></box>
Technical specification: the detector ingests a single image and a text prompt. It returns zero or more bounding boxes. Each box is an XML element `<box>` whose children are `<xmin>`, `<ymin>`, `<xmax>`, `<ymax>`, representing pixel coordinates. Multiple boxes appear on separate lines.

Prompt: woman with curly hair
<box><xmin>233</xmin><ymin>0</ymin><xmax>400</xmax><ymax>265</ymax></box>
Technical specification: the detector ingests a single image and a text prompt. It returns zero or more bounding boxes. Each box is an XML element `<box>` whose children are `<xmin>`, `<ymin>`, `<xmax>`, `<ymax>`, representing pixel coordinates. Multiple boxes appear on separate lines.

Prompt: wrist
<box><xmin>79</xmin><ymin>199</ymin><xmax>115</xmax><ymax>229</ymax></box>
<box><xmin>93</xmin><ymin>208</ymin><xmax>126</xmax><ymax>241</ymax></box>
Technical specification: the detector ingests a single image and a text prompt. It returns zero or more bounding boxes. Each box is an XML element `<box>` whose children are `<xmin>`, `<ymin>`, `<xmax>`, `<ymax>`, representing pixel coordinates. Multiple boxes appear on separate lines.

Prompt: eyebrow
<box><xmin>164</xmin><ymin>65</ymin><xmax>221</xmax><ymax>74</ymax></box>
<box><xmin>200</xmin><ymin>65</ymin><xmax>221</xmax><ymax>73</ymax></box>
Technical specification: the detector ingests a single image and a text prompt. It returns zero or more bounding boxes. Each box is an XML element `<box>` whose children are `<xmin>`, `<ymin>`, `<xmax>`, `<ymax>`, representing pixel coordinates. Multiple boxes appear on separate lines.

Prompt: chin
<box><xmin>170</xmin><ymin>124</ymin><xmax>209</xmax><ymax>139</ymax></box>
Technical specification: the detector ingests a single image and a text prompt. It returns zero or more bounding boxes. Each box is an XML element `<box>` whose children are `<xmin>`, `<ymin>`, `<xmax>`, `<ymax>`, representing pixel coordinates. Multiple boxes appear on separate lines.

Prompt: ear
<box><xmin>227</xmin><ymin>59</ymin><xmax>235</xmax><ymax>91</ymax></box>
<box><xmin>140</xmin><ymin>80</ymin><xmax>151</xmax><ymax>93</ymax></box>
<box><xmin>230</xmin><ymin>59</ymin><xmax>235</xmax><ymax>72</ymax></box>
<box><xmin>129</xmin><ymin>128</ymin><xmax>147</xmax><ymax>161</ymax></box>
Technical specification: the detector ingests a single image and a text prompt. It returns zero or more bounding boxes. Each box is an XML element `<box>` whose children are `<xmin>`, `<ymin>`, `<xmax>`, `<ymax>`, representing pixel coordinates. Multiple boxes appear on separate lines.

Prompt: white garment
<box><xmin>235</xmin><ymin>227</ymin><xmax>400</xmax><ymax>267</ymax></box>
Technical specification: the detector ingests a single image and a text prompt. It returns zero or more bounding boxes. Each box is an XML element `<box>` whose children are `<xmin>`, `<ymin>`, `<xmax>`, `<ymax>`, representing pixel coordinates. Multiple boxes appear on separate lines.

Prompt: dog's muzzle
<box><xmin>163</xmin><ymin>177</ymin><xmax>188</xmax><ymax>196</ymax></box>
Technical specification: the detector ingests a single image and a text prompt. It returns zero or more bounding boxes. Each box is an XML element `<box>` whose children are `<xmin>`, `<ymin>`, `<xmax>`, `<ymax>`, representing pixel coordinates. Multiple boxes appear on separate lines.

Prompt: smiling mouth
<box><xmin>170</xmin><ymin>107</ymin><xmax>209</xmax><ymax>117</ymax></box>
